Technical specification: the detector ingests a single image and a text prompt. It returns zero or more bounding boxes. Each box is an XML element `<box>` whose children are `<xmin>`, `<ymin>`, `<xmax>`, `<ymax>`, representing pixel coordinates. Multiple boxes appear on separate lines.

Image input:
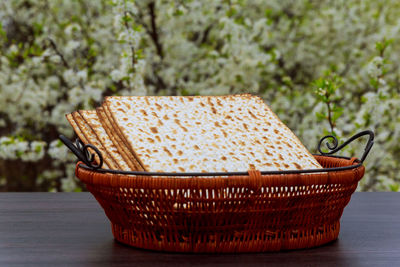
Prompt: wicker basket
<box><xmin>75</xmin><ymin>155</ymin><xmax>365</xmax><ymax>252</ymax></box>
<box><xmin>63</xmin><ymin>130</ymin><xmax>374</xmax><ymax>253</ymax></box>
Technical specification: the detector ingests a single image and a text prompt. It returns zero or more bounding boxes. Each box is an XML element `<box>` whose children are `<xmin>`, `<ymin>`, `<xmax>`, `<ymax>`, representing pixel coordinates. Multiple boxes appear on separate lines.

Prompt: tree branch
<box><xmin>326</xmin><ymin>100</ymin><xmax>335</xmax><ymax>133</ymax></box>
<box><xmin>148</xmin><ymin>2</ymin><xmax>164</xmax><ymax>59</ymax></box>
<box><xmin>46</xmin><ymin>38</ymin><xmax>69</xmax><ymax>68</ymax></box>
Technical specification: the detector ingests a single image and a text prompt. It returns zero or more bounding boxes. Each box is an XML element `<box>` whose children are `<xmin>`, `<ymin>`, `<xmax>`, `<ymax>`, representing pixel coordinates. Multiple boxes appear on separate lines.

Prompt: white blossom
<box><xmin>1</xmin><ymin>0</ymin><xmax>400</xmax><ymax>191</ymax></box>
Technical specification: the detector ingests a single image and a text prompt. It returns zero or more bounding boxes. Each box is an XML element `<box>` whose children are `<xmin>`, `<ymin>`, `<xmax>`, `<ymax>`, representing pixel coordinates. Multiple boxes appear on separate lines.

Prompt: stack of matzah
<box><xmin>66</xmin><ymin>94</ymin><xmax>322</xmax><ymax>172</ymax></box>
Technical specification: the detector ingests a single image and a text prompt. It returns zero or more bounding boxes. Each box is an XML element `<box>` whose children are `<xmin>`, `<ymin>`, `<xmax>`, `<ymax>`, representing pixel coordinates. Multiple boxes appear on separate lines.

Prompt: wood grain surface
<box><xmin>0</xmin><ymin>192</ymin><xmax>399</xmax><ymax>266</ymax></box>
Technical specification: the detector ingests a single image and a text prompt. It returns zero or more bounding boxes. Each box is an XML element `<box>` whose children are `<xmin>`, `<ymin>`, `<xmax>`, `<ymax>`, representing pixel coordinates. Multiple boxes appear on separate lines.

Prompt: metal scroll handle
<box><xmin>59</xmin><ymin>135</ymin><xmax>103</xmax><ymax>169</ymax></box>
<box><xmin>317</xmin><ymin>130</ymin><xmax>374</xmax><ymax>163</ymax></box>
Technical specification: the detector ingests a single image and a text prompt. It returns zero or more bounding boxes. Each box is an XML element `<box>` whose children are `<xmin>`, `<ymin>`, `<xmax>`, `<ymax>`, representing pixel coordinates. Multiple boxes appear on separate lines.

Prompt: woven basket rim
<box><xmin>76</xmin><ymin>154</ymin><xmax>362</xmax><ymax>177</ymax></box>
<box><xmin>75</xmin><ymin>155</ymin><xmax>365</xmax><ymax>188</ymax></box>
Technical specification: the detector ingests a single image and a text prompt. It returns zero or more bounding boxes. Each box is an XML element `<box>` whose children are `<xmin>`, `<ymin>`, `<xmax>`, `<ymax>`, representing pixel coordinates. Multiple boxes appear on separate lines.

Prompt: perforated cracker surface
<box><xmin>105</xmin><ymin>95</ymin><xmax>322</xmax><ymax>172</ymax></box>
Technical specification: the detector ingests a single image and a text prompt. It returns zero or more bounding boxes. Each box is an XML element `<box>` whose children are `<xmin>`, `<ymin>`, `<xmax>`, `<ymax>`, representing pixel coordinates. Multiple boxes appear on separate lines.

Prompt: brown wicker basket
<box><xmin>62</xmin><ymin>130</ymin><xmax>374</xmax><ymax>253</ymax></box>
<box><xmin>75</xmin><ymin>155</ymin><xmax>364</xmax><ymax>252</ymax></box>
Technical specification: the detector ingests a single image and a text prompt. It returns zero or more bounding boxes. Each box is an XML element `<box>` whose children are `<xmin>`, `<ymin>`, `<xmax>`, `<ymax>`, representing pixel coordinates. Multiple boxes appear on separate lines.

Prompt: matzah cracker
<box><xmin>79</xmin><ymin>110</ymin><xmax>133</xmax><ymax>171</ymax></box>
<box><xmin>70</xmin><ymin>111</ymin><xmax>111</xmax><ymax>169</ymax></box>
<box><xmin>102</xmin><ymin>102</ymin><xmax>146</xmax><ymax>171</ymax></box>
<box><xmin>105</xmin><ymin>95</ymin><xmax>322</xmax><ymax>172</ymax></box>
<box><xmin>65</xmin><ymin>113</ymin><xmax>88</xmax><ymax>144</ymax></box>
<box><xmin>96</xmin><ymin>107</ymin><xmax>140</xmax><ymax>171</ymax></box>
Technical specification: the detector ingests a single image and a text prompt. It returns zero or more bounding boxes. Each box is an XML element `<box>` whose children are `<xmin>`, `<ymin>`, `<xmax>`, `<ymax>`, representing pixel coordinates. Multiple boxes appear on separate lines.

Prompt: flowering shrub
<box><xmin>1</xmin><ymin>0</ymin><xmax>399</xmax><ymax>191</ymax></box>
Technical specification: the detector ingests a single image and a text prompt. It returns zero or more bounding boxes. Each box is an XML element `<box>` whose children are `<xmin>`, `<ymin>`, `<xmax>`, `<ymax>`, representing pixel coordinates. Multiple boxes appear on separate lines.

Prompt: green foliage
<box><xmin>1</xmin><ymin>0</ymin><xmax>400</xmax><ymax>192</ymax></box>
<box><xmin>313</xmin><ymin>72</ymin><xmax>343</xmax><ymax>136</ymax></box>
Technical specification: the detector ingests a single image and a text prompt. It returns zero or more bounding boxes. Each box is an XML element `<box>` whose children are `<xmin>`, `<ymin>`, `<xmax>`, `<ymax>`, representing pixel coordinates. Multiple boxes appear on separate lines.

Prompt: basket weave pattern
<box><xmin>75</xmin><ymin>155</ymin><xmax>364</xmax><ymax>253</ymax></box>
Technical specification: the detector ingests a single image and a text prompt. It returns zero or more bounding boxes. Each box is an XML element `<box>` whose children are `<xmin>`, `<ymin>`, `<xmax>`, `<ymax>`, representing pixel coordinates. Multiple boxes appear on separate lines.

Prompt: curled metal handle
<box><xmin>59</xmin><ymin>135</ymin><xmax>103</xmax><ymax>169</ymax></box>
<box><xmin>318</xmin><ymin>130</ymin><xmax>374</xmax><ymax>163</ymax></box>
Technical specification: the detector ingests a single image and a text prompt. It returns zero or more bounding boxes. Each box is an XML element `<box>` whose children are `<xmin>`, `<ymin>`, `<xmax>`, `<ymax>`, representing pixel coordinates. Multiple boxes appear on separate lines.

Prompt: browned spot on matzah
<box><xmin>214</xmin><ymin>122</ymin><xmax>221</xmax><ymax>127</ymax></box>
<box><xmin>147</xmin><ymin>138</ymin><xmax>155</xmax><ymax>143</ymax></box>
<box><xmin>221</xmin><ymin>156</ymin><xmax>227</xmax><ymax>160</ymax></box>
<box><xmin>248</xmin><ymin>110</ymin><xmax>257</xmax><ymax>119</ymax></box>
<box><xmin>150</xmin><ymin>127</ymin><xmax>158</xmax><ymax>134</ymax></box>
<box><xmin>294</xmin><ymin>163</ymin><xmax>301</xmax><ymax>169</ymax></box>
<box><xmin>194</xmin><ymin>145</ymin><xmax>200</xmax><ymax>150</ymax></box>
<box><xmin>163</xmin><ymin>147</ymin><xmax>172</xmax><ymax>157</ymax></box>
<box><xmin>177</xmin><ymin>150</ymin><xmax>183</xmax><ymax>156</ymax></box>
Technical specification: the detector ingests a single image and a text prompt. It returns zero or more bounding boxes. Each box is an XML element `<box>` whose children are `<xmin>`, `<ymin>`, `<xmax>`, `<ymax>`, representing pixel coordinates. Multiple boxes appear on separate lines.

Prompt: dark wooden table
<box><xmin>0</xmin><ymin>193</ymin><xmax>399</xmax><ymax>266</ymax></box>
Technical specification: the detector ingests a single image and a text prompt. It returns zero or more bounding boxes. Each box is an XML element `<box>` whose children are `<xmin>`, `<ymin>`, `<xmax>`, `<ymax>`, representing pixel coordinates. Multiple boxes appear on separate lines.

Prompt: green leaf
<box><xmin>226</xmin><ymin>8</ymin><xmax>237</xmax><ymax>17</ymax></box>
<box><xmin>332</xmin><ymin>109</ymin><xmax>343</xmax><ymax>122</ymax></box>
<box><xmin>35</xmin><ymin>146</ymin><xmax>42</xmax><ymax>153</ymax></box>
<box><xmin>315</xmin><ymin>111</ymin><xmax>326</xmax><ymax>121</ymax></box>
<box><xmin>389</xmin><ymin>184</ymin><xmax>400</xmax><ymax>192</ymax></box>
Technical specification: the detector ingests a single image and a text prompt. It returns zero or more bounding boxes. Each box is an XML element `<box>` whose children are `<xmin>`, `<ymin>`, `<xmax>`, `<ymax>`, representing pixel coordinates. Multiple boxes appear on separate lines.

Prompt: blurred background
<box><xmin>0</xmin><ymin>0</ymin><xmax>399</xmax><ymax>192</ymax></box>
